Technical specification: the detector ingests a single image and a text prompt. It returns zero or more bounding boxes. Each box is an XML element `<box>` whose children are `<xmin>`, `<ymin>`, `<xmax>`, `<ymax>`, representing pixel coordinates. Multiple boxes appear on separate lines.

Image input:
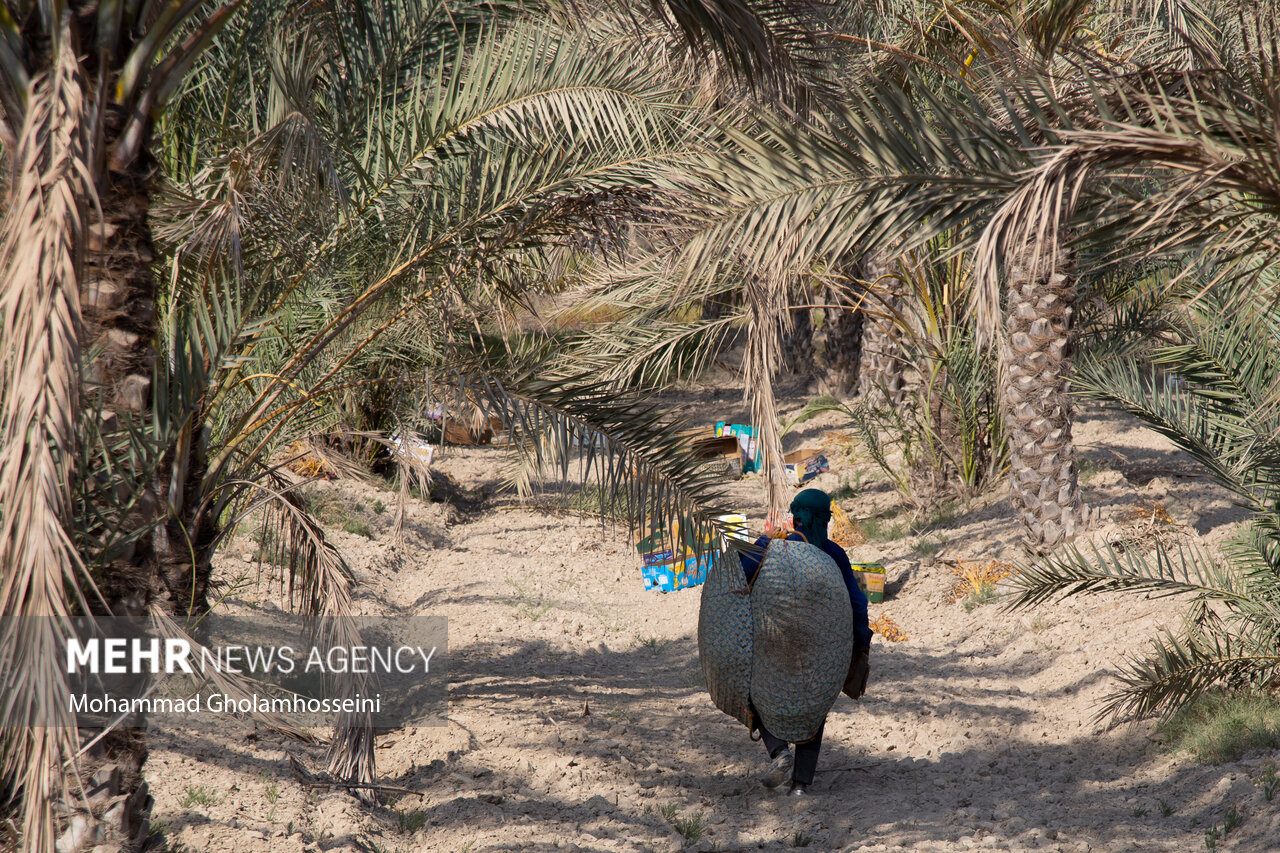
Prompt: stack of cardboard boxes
<box><xmin>634</xmin><ymin>513</ymin><xmax>748</xmax><ymax>592</ymax></box>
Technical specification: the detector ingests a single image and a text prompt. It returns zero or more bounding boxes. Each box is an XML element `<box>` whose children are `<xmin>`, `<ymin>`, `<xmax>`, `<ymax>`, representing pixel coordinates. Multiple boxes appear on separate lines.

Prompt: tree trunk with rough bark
<box><xmin>821</xmin><ymin>274</ymin><xmax>864</xmax><ymax>397</ymax></box>
<box><xmin>779</xmin><ymin>301</ymin><xmax>815</xmax><ymax>377</ymax></box>
<box><xmin>1000</xmin><ymin>243</ymin><xmax>1090</xmax><ymax>552</ymax></box>
<box><xmin>64</xmin><ymin>109</ymin><xmax>160</xmax><ymax>853</ymax></box>
<box><xmin>84</xmin><ymin>108</ymin><xmax>215</xmax><ymax>618</ymax></box>
<box><xmin>909</xmin><ymin>363</ymin><xmax>961</xmax><ymax>505</ymax></box>
<box><xmin>859</xmin><ymin>253</ymin><xmax>906</xmax><ymax>407</ymax></box>
<box><xmin>58</xmin><ymin>27</ymin><xmax>215</xmax><ymax>853</ymax></box>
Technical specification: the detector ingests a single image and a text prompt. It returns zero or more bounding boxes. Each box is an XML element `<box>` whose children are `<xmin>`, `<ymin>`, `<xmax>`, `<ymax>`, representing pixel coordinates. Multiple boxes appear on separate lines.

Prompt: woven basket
<box><xmin>748</xmin><ymin>539</ymin><xmax>852</xmax><ymax>742</ymax></box>
<box><xmin>697</xmin><ymin>548</ymin><xmax>753</xmax><ymax>727</ymax></box>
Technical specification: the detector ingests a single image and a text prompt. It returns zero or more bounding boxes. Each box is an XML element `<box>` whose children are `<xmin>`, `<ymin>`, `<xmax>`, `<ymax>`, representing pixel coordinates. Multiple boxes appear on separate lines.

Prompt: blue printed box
<box><xmin>642</xmin><ymin>548</ymin><xmax>676</xmax><ymax>567</ymax></box>
<box><xmin>641</xmin><ymin>554</ymin><xmax>713</xmax><ymax>593</ymax></box>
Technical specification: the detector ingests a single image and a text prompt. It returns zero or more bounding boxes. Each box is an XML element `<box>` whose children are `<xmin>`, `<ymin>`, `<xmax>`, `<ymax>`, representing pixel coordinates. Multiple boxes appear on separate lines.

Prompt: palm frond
<box><xmin>1072</xmin><ymin>291</ymin><xmax>1280</xmax><ymax>511</ymax></box>
<box><xmin>198</xmin><ymin>40</ymin><xmax>702</xmax><ymax>487</ymax></box>
<box><xmin>462</xmin><ymin>361</ymin><xmax>736</xmax><ymax>547</ymax></box>
<box><xmin>247</xmin><ymin>476</ymin><xmax>374</xmax><ymax>784</ymax></box>
<box><xmin>634</xmin><ymin>0</ymin><xmax>831</xmax><ymax>102</ymax></box>
<box><xmin>1073</xmin><ymin>360</ymin><xmax>1274</xmax><ymax>508</ymax></box>
<box><xmin>1102</xmin><ymin>627</ymin><xmax>1280</xmax><ymax>722</ymax></box>
<box><xmin>974</xmin><ymin>19</ymin><xmax>1280</xmax><ymax>303</ymax></box>
<box><xmin>1072</xmin><ymin>262</ymin><xmax>1184</xmax><ymax>371</ymax></box>
<box><xmin>0</xmin><ymin>32</ymin><xmax>92</xmax><ymax>853</ymax></box>
<box><xmin>148</xmin><ymin>606</ymin><xmax>316</xmax><ymax>741</ymax></box>
<box><xmin>1007</xmin><ymin>541</ymin><xmax>1250</xmax><ymax>610</ymax></box>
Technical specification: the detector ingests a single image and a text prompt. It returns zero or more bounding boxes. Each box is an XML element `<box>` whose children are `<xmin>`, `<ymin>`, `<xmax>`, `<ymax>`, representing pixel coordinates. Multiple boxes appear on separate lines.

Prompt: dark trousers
<box><xmin>758</xmin><ymin>717</ymin><xmax>825</xmax><ymax>785</ymax></box>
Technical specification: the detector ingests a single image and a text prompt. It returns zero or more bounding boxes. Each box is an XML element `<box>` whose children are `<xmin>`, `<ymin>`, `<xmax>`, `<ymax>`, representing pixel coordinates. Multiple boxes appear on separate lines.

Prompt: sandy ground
<box><xmin>145</xmin><ymin>392</ymin><xmax>1280</xmax><ymax>853</ymax></box>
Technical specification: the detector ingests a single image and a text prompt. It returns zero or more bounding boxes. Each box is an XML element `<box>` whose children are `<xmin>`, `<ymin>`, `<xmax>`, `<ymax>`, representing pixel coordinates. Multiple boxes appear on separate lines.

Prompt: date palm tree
<box><xmin>0</xmin><ymin>5</ymin><xmax>241</xmax><ymax>850</ymax></box>
<box><xmin>662</xmin><ymin>0</ymin><xmax>1224</xmax><ymax>538</ymax></box>
<box><xmin>935</xmin><ymin>0</ymin><xmax>1236</xmax><ymax>548</ymax></box>
<box><xmin>998</xmin><ymin>7</ymin><xmax>1280</xmax><ymax>717</ymax></box>
<box><xmin>1013</xmin><ymin>287</ymin><xmax>1280</xmax><ymax>721</ymax></box>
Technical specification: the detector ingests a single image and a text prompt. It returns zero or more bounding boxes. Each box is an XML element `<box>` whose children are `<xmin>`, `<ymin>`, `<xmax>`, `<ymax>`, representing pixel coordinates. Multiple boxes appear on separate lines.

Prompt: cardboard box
<box><xmin>640</xmin><ymin>547</ymin><xmax>676</xmax><ymax>567</ymax></box>
<box><xmin>635</xmin><ymin>513</ymin><xmax>744</xmax><ymax>593</ymax></box>
<box><xmin>389</xmin><ymin>435</ymin><xmax>434</xmax><ymax>469</ymax></box>
<box><xmin>641</xmin><ymin>553</ymin><xmax>713</xmax><ymax>592</ymax></box>
<box><xmin>716</xmin><ymin>512</ymin><xmax>750</xmax><ymax>544</ymax></box>
<box><xmin>783</xmin><ymin>448</ymin><xmax>829</xmax><ymax>485</ymax></box>
<box><xmin>635</xmin><ymin>515</ymin><xmax>714</xmax><ymax>558</ymax></box>
<box><xmin>688</xmin><ymin>434</ymin><xmax>744</xmax><ymax>480</ymax></box>
<box><xmin>851</xmin><ymin>561</ymin><xmax>885</xmax><ymax>603</ymax></box>
<box><xmin>716</xmin><ymin>423</ymin><xmax>761</xmax><ymax>472</ymax></box>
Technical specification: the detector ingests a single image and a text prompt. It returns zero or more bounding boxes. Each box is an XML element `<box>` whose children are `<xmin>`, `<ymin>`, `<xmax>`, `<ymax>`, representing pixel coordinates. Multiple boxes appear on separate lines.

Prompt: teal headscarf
<box><xmin>790</xmin><ymin>488</ymin><xmax>832</xmax><ymax>549</ymax></box>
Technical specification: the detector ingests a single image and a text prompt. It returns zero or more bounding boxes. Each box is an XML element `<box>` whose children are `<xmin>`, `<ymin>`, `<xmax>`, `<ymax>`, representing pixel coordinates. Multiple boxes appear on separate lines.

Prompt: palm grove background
<box><xmin>2</xmin><ymin>0</ymin><xmax>1280</xmax><ymax>851</ymax></box>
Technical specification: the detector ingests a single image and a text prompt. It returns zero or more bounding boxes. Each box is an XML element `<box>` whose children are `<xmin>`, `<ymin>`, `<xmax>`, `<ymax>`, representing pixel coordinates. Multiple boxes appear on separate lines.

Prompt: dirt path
<box><xmin>147</xmin><ymin>407</ymin><xmax>1279</xmax><ymax>852</ymax></box>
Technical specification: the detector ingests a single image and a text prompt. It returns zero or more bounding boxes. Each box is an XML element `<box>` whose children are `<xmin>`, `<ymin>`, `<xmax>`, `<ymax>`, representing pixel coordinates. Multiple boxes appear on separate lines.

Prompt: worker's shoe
<box><xmin>787</xmin><ymin>781</ymin><xmax>809</xmax><ymax>797</ymax></box>
<box><xmin>761</xmin><ymin>750</ymin><xmax>793</xmax><ymax>789</ymax></box>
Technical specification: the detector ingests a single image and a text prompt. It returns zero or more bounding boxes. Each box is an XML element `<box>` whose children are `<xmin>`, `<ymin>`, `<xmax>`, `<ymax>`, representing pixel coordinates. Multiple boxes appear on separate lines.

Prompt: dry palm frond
<box><xmin>869</xmin><ymin>613</ymin><xmax>907</xmax><ymax>642</ymax></box>
<box><xmin>275</xmin><ymin>434</ymin><xmax>378</xmax><ymax>484</ymax></box>
<box><xmin>0</xmin><ymin>31</ymin><xmax>91</xmax><ymax>853</ymax></box>
<box><xmin>821</xmin><ymin>429</ymin><xmax>858</xmax><ymax>463</ymax></box>
<box><xmin>250</xmin><ymin>477</ymin><xmax>374</xmax><ymax>784</ymax></box>
<box><xmin>283</xmin><ymin>439</ymin><xmax>336</xmax><ymax>479</ymax></box>
<box><xmin>344</xmin><ymin>429</ymin><xmax>433</xmax><ymax>540</ymax></box>
<box><xmin>829</xmin><ymin>504</ymin><xmax>865</xmax><ymax>547</ymax></box>
<box><xmin>1112</xmin><ymin>499</ymin><xmax>1186</xmax><ymax>555</ymax></box>
<box><xmin>742</xmin><ymin>272</ymin><xmax>791</xmax><ymax>515</ymax></box>
<box><xmin>1118</xmin><ymin>500</ymin><xmax>1175</xmax><ymax>526</ymax></box>
<box><xmin>944</xmin><ymin>559</ymin><xmax>1016</xmax><ymax>604</ymax></box>
<box><xmin>148</xmin><ymin>606</ymin><xmax>316</xmax><ymax>741</ymax></box>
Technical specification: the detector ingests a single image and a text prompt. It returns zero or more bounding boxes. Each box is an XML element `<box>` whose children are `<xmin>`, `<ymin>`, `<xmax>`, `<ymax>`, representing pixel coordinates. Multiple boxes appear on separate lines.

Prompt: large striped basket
<box><xmin>698</xmin><ymin>539</ymin><xmax>852</xmax><ymax>743</ymax></box>
<box><xmin>750</xmin><ymin>539</ymin><xmax>853</xmax><ymax>743</ymax></box>
<box><xmin>697</xmin><ymin>548</ymin><xmax>753</xmax><ymax>727</ymax></box>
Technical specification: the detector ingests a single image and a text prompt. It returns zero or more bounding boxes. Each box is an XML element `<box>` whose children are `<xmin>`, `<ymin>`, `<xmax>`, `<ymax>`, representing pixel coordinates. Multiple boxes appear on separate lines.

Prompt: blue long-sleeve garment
<box><xmin>739</xmin><ymin>533</ymin><xmax>873</xmax><ymax>649</ymax></box>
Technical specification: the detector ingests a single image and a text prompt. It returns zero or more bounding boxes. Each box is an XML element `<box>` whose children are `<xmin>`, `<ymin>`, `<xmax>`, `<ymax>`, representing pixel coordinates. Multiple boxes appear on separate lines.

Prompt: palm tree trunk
<box><xmin>859</xmin><ymin>253</ymin><xmax>906</xmax><ymax>407</ymax></box>
<box><xmin>65</xmin><ymin>124</ymin><xmax>160</xmax><ymax>853</ymax></box>
<box><xmin>65</xmin><ymin>56</ymin><xmax>216</xmax><ymax>853</ymax></box>
<box><xmin>84</xmin><ymin>116</ymin><xmax>214</xmax><ymax>615</ymax></box>
<box><xmin>1000</xmin><ymin>243</ymin><xmax>1090</xmax><ymax>551</ymax></box>
<box><xmin>821</xmin><ymin>272</ymin><xmax>864</xmax><ymax>397</ymax></box>
<box><xmin>910</xmin><ymin>363</ymin><xmax>961</xmax><ymax>505</ymax></box>
<box><xmin>779</xmin><ymin>301</ymin><xmax>815</xmax><ymax>377</ymax></box>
